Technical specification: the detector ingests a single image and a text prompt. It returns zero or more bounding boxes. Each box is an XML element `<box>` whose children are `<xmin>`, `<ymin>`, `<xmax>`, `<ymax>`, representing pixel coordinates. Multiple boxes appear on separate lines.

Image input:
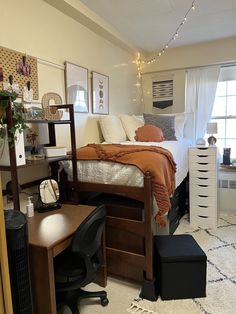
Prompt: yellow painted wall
<box><xmin>143</xmin><ymin>37</ymin><xmax>236</xmax><ymax>73</ymax></box>
<box><xmin>0</xmin><ymin>0</ymin><xmax>140</xmax><ymax>188</ymax></box>
<box><xmin>0</xmin><ymin>0</ymin><xmax>140</xmax><ymax>148</ymax></box>
<box><xmin>142</xmin><ymin>37</ymin><xmax>236</xmax><ymax>113</ymax></box>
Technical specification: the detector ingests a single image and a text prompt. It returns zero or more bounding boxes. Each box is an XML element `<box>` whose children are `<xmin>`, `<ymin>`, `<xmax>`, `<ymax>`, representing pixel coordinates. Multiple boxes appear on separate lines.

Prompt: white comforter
<box><xmin>60</xmin><ymin>138</ymin><xmax>191</xmax><ymax>188</ymax></box>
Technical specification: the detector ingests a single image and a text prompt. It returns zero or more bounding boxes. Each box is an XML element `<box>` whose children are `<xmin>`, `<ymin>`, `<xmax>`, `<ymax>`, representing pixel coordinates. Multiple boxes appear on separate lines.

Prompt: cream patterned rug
<box><xmin>127</xmin><ymin>213</ymin><xmax>236</xmax><ymax>314</ymax></box>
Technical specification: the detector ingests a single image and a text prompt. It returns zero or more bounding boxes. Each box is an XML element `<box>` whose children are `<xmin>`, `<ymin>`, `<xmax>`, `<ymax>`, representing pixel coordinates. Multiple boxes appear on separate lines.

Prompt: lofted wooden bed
<box><xmin>59</xmin><ymin>165</ymin><xmax>189</xmax><ymax>301</ymax></box>
<box><xmin>57</xmin><ymin>112</ymin><xmax>193</xmax><ymax>300</ymax></box>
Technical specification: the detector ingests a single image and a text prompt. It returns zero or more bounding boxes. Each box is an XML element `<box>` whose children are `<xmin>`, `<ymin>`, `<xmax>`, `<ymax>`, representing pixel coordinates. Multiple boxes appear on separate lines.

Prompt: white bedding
<box><xmin>59</xmin><ymin>138</ymin><xmax>191</xmax><ymax>189</ymax></box>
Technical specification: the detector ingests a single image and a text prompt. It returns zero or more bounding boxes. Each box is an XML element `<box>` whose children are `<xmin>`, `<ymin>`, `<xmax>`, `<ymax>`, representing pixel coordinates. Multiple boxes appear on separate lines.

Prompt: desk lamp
<box><xmin>207</xmin><ymin>122</ymin><xmax>218</xmax><ymax>146</ymax></box>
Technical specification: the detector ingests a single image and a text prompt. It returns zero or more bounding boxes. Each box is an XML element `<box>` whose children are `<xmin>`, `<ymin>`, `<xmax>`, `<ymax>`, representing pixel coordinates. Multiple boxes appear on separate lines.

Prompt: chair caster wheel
<box><xmin>101</xmin><ymin>297</ymin><xmax>109</xmax><ymax>306</ymax></box>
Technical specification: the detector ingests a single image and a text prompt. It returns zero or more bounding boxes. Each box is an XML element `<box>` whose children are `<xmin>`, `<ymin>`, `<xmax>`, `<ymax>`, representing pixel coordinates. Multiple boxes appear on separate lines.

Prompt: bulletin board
<box><xmin>0</xmin><ymin>46</ymin><xmax>39</xmax><ymax>99</ymax></box>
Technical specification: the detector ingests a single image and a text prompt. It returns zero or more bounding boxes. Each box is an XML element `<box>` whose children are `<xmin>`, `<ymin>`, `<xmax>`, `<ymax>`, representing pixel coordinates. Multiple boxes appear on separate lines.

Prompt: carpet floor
<box><xmin>127</xmin><ymin>213</ymin><xmax>236</xmax><ymax>314</ymax></box>
<box><xmin>59</xmin><ymin>213</ymin><xmax>236</xmax><ymax>314</ymax></box>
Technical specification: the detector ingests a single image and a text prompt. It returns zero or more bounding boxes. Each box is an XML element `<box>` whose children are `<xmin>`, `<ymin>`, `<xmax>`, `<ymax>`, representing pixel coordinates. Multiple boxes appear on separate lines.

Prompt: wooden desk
<box><xmin>28</xmin><ymin>204</ymin><xmax>107</xmax><ymax>314</ymax></box>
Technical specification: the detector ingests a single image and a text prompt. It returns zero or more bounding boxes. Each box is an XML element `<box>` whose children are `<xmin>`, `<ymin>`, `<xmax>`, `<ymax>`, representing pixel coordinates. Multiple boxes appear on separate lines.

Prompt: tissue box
<box><xmin>44</xmin><ymin>146</ymin><xmax>67</xmax><ymax>158</ymax></box>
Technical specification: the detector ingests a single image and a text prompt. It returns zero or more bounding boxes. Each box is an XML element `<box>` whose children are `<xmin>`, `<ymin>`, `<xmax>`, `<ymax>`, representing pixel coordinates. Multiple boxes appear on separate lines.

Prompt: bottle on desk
<box><xmin>26</xmin><ymin>196</ymin><xmax>34</xmax><ymax>218</ymax></box>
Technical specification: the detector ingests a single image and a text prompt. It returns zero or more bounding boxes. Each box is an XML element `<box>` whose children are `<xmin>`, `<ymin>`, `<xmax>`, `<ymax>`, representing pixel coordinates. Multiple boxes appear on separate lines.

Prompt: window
<box><xmin>211</xmin><ymin>80</ymin><xmax>236</xmax><ymax>159</ymax></box>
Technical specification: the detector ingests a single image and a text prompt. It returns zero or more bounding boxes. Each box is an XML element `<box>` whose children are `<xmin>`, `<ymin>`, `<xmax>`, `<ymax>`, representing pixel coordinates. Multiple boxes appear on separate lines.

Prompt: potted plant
<box><xmin>0</xmin><ymin>89</ymin><xmax>28</xmax><ymax>148</ymax></box>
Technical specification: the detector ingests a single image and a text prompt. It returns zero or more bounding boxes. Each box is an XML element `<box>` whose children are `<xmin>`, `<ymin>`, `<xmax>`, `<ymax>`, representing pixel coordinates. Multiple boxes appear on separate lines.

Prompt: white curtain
<box><xmin>185</xmin><ymin>65</ymin><xmax>220</xmax><ymax>143</ymax></box>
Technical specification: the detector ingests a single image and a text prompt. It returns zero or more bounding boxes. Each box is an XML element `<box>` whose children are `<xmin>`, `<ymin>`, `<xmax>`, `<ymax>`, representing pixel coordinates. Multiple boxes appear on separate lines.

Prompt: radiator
<box><xmin>218</xmin><ymin>171</ymin><xmax>236</xmax><ymax>211</ymax></box>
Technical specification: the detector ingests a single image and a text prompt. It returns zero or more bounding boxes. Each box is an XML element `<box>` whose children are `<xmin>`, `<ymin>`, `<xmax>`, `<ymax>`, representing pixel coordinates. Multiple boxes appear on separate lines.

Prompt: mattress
<box><xmin>59</xmin><ymin>138</ymin><xmax>191</xmax><ymax>188</ymax></box>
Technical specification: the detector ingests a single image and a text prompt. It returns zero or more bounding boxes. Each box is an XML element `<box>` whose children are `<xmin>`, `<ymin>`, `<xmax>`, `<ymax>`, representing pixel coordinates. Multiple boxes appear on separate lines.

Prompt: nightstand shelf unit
<box><xmin>0</xmin><ymin>99</ymin><xmax>78</xmax><ymax>211</ymax></box>
<box><xmin>189</xmin><ymin>146</ymin><xmax>218</xmax><ymax>229</ymax></box>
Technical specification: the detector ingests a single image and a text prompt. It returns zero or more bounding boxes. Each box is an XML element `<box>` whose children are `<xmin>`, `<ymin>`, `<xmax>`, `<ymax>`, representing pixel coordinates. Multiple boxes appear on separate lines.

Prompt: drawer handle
<box><xmin>198</xmin><ymin>162</ymin><xmax>208</xmax><ymax>165</ymax></box>
<box><xmin>197</xmin><ymin>155</ymin><xmax>208</xmax><ymax>157</ymax></box>
<box><xmin>197</xmin><ymin>148</ymin><xmax>207</xmax><ymax>150</ymax></box>
<box><xmin>197</xmin><ymin>177</ymin><xmax>207</xmax><ymax>180</ymax></box>
<box><xmin>198</xmin><ymin>170</ymin><xmax>208</xmax><ymax>173</ymax></box>
<box><xmin>198</xmin><ymin>215</ymin><xmax>208</xmax><ymax>219</ymax></box>
<box><xmin>198</xmin><ymin>205</ymin><xmax>208</xmax><ymax>208</ymax></box>
<box><xmin>198</xmin><ymin>184</ymin><xmax>208</xmax><ymax>187</ymax></box>
<box><xmin>198</xmin><ymin>195</ymin><xmax>208</xmax><ymax>198</ymax></box>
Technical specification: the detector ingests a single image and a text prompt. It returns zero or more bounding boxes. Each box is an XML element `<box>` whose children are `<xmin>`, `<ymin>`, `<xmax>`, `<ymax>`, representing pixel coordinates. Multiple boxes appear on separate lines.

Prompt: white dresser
<box><xmin>189</xmin><ymin>146</ymin><xmax>218</xmax><ymax>228</ymax></box>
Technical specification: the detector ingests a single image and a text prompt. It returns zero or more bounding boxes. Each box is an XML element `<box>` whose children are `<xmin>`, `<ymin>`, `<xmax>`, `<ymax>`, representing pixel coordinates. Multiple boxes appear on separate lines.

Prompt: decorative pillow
<box><xmin>155</xmin><ymin>113</ymin><xmax>186</xmax><ymax>139</ymax></box>
<box><xmin>119</xmin><ymin>114</ymin><xmax>144</xmax><ymax>141</ymax></box>
<box><xmin>143</xmin><ymin>113</ymin><xmax>177</xmax><ymax>140</ymax></box>
<box><xmin>135</xmin><ymin>125</ymin><xmax>164</xmax><ymax>142</ymax></box>
<box><xmin>99</xmin><ymin>116</ymin><xmax>127</xmax><ymax>143</ymax></box>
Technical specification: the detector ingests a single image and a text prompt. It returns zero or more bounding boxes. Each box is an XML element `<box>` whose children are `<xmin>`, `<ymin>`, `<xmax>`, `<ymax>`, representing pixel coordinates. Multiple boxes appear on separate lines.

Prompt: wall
<box><xmin>0</xmin><ymin>0</ymin><xmax>139</xmax><ymax>148</ymax></box>
<box><xmin>141</xmin><ymin>37</ymin><xmax>236</xmax><ymax>113</ymax></box>
<box><xmin>0</xmin><ymin>0</ymin><xmax>140</xmax><ymax>187</ymax></box>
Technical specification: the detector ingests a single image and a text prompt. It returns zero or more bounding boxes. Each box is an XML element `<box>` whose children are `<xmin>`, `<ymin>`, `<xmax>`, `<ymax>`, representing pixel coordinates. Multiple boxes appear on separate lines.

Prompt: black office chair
<box><xmin>54</xmin><ymin>205</ymin><xmax>108</xmax><ymax>314</ymax></box>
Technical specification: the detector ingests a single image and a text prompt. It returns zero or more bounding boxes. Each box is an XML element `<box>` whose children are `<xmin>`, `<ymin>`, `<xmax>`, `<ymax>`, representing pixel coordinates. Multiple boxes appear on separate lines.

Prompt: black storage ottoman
<box><xmin>154</xmin><ymin>234</ymin><xmax>207</xmax><ymax>300</ymax></box>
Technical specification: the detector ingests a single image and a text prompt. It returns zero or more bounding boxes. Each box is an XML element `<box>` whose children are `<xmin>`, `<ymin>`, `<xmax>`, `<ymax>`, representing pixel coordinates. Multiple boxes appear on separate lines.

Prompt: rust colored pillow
<box><xmin>135</xmin><ymin>124</ymin><xmax>164</xmax><ymax>142</ymax></box>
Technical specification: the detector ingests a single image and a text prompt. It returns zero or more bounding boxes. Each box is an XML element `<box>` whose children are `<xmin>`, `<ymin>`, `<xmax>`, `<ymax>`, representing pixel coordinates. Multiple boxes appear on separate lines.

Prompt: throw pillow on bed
<box><xmin>99</xmin><ymin>115</ymin><xmax>127</xmax><ymax>143</ymax></box>
<box><xmin>143</xmin><ymin>113</ymin><xmax>177</xmax><ymax>141</ymax></box>
<box><xmin>119</xmin><ymin>114</ymin><xmax>144</xmax><ymax>141</ymax></box>
<box><xmin>153</xmin><ymin>113</ymin><xmax>186</xmax><ymax>139</ymax></box>
<box><xmin>135</xmin><ymin>124</ymin><xmax>164</xmax><ymax>142</ymax></box>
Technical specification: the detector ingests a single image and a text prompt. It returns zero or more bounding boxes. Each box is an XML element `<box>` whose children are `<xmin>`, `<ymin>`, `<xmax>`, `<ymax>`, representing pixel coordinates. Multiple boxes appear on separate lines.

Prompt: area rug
<box><xmin>127</xmin><ymin>213</ymin><xmax>236</xmax><ymax>314</ymax></box>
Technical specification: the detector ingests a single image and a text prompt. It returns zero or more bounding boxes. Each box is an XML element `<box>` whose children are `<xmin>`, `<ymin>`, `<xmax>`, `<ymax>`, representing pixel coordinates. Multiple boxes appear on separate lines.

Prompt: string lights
<box><xmin>134</xmin><ymin>0</ymin><xmax>197</xmax><ymax>71</ymax></box>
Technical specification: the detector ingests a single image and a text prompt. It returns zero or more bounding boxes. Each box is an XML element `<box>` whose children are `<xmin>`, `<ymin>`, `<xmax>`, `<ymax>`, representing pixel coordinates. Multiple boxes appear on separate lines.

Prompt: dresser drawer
<box><xmin>190</xmin><ymin>154</ymin><xmax>216</xmax><ymax>164</ymax></box>
<box><xmin>190</xmin><ymin>170</ymin><xmax>216</xmax><ymax>179</ymax></box>
<box><xmin>191</xmin><ymin>185</ymin><xmax>216</xmax><ymax>196</ymax></box>
<box><xmin>190</xmin><ymin>162</ymin><xmax>216</xmax><ymax>171</ymax></box>
<box><xmin>189</xmin><ymin>147</ymin><xmax>217</xmax><ymax>156</ymax></box>
<box><xmin>190</xmin><ymin>205</ymin><xmax>216</xmax><ymax>217</ymax></box>
<box><xmin>190</xmin><ymin>214</ymin><xmax>217</xmax><ymax>228</ymax></box>
<box><xmin>190</xmin><ymin>177</ymin><xmax>216</xmax><ymax>186</ymax></box>
<box><xmin>191</xmin><ymin>194</ymin><xmax>216</xmax><ymax>207</ymax></box>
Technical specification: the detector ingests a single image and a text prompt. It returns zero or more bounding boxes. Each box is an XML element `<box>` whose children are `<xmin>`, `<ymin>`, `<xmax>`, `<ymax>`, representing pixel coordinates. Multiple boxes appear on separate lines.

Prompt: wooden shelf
<box><xmin>0</xmin><ymin>101</ymin><xmax>78</xmax><ymax>211</ymax></box>
<box><xmin>25</xmin><ymin>119</ymin><xmax>72</xmax><ymax>124</ymax></box>
<box><xmin>0</xmin><ymin>155</ymin><xmax>72</xmax><ymax>171</ymax></box>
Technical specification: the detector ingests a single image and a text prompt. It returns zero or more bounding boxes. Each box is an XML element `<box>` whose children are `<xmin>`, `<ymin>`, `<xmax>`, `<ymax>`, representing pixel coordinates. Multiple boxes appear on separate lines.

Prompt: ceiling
<box><xmin>79</xmin><ymin>0</ymin><xmax>236</xmax><ymax>54</ymax></box>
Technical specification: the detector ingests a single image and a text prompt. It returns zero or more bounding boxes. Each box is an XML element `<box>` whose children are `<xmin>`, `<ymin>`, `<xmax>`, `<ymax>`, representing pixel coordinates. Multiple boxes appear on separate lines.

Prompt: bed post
<box><xmin>139</xmin><ymin>172</ymin><xmax>158</xmax><ymax>301</ymax></box>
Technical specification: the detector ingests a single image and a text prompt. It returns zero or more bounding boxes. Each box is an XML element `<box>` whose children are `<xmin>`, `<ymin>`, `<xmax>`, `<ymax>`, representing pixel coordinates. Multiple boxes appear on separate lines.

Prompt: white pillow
<box><xmin>174</xmin><ymin>113</ymin><xmax>186</xmax><ymax>139</ymax></box>
<box><xmin>99</xmin><ymin>116</ymin><xmax>127</xmax><ymax>143</ymax></box>
<box><xmin>120</xmin><ymin>114</ymin><xmax>144</xmax><ymax>141</ymax></box>
<box><xmin>152</xmin><ymin>113</ymin><xmax>186</xmax><ymax>139</ymax></box>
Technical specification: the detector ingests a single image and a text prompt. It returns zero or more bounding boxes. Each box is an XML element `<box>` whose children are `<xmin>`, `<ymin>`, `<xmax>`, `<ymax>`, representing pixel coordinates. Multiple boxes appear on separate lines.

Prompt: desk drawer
<box><xmin>190</xmin><ymin>154</ymin><xmax>216</xmax><ymax>164</ymax></box>
<box><xmin>190</xmin><ymin>170</ymin><xmax>216</xmax><ymax>179</ymax></box>
<box><xmin>190</xmin><ymin>163</ymin><xmax>216</xmax><ymax>171</ymax></box>
<box><xmin>190</xmin><ymin>177</ymin><xmax>216</xmax><ymax>186</ymax></box>
<box><xmin>191</xmin><ymin>205</ymin><xmax>216</xmax><ymax>218</ymax></box>
<box><xmin>191</xmin><ymin>185</ymin><xmax>216</xmax><ymax>197</ymax></box>
<box><xmin>189</xmin><ymin>147</ymin><xmax>216</xmax><ymax>156</ymax></box>
<box><xmin>190</xmin><ymin>214</ymin><xmax>217</xmax><ymax>228</ymax></box>
<box><xmin>191</xmin><ymin>194</ymin><xmax>216</xmax><ymax>207</ymax></box>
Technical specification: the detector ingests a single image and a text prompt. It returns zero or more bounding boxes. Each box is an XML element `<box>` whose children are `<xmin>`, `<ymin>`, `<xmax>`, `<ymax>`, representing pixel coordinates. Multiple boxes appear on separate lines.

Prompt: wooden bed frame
<box><xmin>58</xmin><ymin>168</ymin><xmax>189</xmax><ymax>301</ymax></box>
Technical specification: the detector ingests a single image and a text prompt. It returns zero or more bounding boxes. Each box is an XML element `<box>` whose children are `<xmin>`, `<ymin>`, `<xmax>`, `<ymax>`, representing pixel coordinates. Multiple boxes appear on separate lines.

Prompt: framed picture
<box><xmin>92</xmin><ymin>71</ymin><xmax>109</xmax><ymax>114</ymax></box>
<box><xmin>65</xmin><ymin>62</ymin><xmax>89</xmax><ymax>113</ymax></box>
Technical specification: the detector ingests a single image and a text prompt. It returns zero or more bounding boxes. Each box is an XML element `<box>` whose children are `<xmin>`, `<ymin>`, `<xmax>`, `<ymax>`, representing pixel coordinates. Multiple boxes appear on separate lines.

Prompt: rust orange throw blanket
<box><xmin>76</xmin><ymin>144</ymin><xmax>176</xmax><ymax>227</ymax></box>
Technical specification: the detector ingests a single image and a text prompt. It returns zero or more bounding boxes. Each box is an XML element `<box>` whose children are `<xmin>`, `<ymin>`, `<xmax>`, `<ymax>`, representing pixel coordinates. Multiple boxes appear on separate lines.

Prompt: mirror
<box><xmin>37</xmin><ymin>179</ymin><xmax>61</xmax><ymax>212</ymax></box>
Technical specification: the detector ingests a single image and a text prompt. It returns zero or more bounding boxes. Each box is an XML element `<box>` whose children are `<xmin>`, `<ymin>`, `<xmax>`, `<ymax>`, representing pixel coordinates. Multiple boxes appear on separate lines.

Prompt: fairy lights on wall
<box><xmin>134</xmin><ymin>0</ymin><xmax>197</xmax><ymax>73</ymax></box>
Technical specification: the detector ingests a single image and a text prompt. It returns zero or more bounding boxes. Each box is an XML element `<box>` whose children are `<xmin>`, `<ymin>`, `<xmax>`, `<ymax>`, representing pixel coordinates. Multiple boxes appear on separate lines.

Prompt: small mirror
<box><xmin>37</xmin><ymin>179</ymin><xmax>61</xmax><ymax>212</ymax></box>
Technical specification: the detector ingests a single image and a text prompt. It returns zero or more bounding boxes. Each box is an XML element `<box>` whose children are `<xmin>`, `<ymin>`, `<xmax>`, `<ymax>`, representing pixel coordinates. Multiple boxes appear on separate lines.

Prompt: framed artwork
<box><xmin>152</xmin><ymin>80</ymin><xmax>173</xmax><ymax>109</ymax></box>
<box><xmin>65</xmin><ymin>62</ymin><xmax>89</xmax><ymax>113</ymax></box>
<box><xmin>92</xmin><ymin>71</ymin><xmax>109</xmax><ymax>114</ymax></box>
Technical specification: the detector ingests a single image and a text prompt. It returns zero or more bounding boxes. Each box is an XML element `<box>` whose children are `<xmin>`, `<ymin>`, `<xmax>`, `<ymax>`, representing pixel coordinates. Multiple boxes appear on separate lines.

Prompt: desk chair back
<box><xmin>54</xmin><ymin>205</ymin><xmax>108</xmax><ymax>313</ymax></box>
<box><xmin>71</xmin><ymin>205</ymin><xmax>106</xmax><ymax>286</ymax></box>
